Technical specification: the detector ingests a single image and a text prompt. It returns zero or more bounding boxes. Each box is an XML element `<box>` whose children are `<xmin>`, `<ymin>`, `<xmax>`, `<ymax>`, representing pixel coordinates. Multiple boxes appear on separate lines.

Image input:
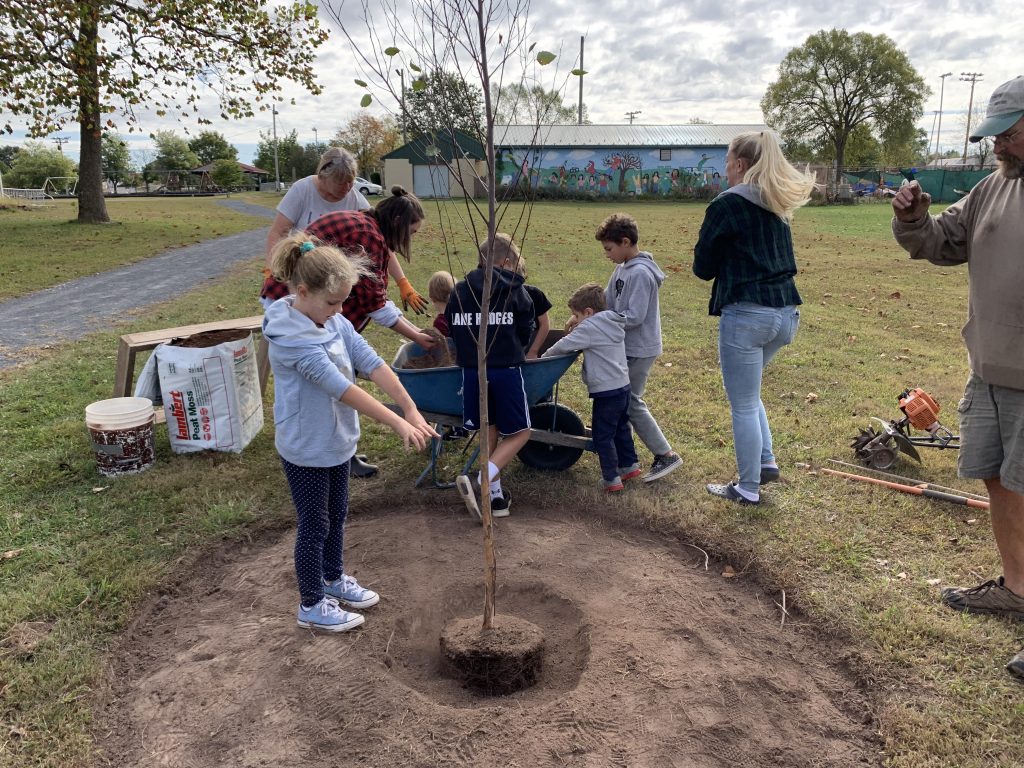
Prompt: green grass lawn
<box><xmin>0</xmin><ymin>197</ymin><xmax>268</xmax><ymax>301</ymax></box>
<box><xmin>2</xmin><ymin>196</ymin><xmax>1022</xmax><ymax>767</ymax></box>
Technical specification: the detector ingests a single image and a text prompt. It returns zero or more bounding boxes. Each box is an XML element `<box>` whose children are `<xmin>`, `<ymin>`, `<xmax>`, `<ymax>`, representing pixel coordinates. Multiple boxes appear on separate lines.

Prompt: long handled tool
<box><xmin>818</xmin><ymin>467</ymin><xmax>990</xmax><ymax>510</ymax></box>
<box><xmin>826</xmin><ymin>459</ymin><xmax>989</xmax><ymax>503</ymax></box>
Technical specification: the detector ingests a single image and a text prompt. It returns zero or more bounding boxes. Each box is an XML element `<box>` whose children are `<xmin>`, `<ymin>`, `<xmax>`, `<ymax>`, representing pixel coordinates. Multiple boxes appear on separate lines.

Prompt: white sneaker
<box><xmin>323</xmin><ymin>574</ymin><xmax>380</xmax><ymax>609</ymax></box>
<box><xmin>296</xmin><ymin>597</ymin><xmax>364</xmax><ymax>632</ymax></box>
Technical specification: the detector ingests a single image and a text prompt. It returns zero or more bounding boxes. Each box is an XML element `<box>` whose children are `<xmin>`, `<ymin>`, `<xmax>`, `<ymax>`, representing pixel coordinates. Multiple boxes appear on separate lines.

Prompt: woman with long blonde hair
<box><xmin>693</xmin><ymin>130</ymin><xmax>815</xmax><ymax>505</ymax></box>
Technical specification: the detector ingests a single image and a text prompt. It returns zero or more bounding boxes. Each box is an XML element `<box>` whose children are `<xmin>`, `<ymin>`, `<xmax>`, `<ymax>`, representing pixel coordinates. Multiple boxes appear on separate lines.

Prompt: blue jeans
<box><xmin>718</xmin><ymin>303</ymin><xmax>800</xmax><ymax>494</ymax></box>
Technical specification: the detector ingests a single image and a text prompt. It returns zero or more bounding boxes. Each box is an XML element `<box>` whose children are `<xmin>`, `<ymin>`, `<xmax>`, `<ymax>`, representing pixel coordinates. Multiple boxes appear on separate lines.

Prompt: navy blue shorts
<box><xmin>462</xmin><ymin>367</ymin><xmax>531</xmax><ymax>435</ymax></box>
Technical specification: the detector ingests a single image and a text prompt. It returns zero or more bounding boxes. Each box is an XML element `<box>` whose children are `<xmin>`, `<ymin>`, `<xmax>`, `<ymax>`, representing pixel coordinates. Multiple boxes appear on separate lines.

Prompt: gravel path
<box><xmin>0</xmin><ymin>200</ymin><xmax>275</xmax><ymax>369</ymax></box>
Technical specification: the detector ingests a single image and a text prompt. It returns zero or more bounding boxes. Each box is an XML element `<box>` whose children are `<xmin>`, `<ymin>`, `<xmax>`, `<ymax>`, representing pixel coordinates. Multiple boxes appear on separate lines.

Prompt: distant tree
<box><xmin>146</xmin><ymin>131</ymin><xmax>199</xmax><ymax>190</ymax></box>
<box><xmin>761</xmin><ymin>29</ymin><xmax>929</xmax><ymax>183</ymax></box>
<box><xmin>838</xmin><ymin>124</ymin><xmax>882</xmax><ymax>169</ymax></box>
<box><xmin>189</xmin><ymin>131</ymin><xmax>238</xmax><ymax>165</ymax></box>
<box><xmin>401</xmin><ymin>70</ymin><xmax>484</xmax><ymax>138</ymax></box>
<box><xmin>210</xmin><ymin>158</ymin><xmax>244</xmax><ymax>192</ymax></box>
<box><xmin>0</xmin><ymin>1</ymin><xmax>326</xmax><ymax>223</ymax></box>
<box><xmin>332</xmin><ymin>114</ymin><xmax>400</xmax><ymax>176</ymax></box>
<box><xmin>0</xmin><ymin>145</ymin><xmax>20</xmax><ymax>172</ymax></box>
<box><xmin>151</xmin><ymin>131</ymin><xmax>199</xmax><ymax>171</ymax></box>
<box><xmin>688</xmin><ymin>117</ymin><xmax>713</xmax><ymax>125</ymax></box>
<box><xmin>101</xmin><ymin>133</ymin><xmax>134</xmax><ymax>193</ymax></box>
<box><xmin>254</xmin><ymin>130</ymin><xmax>316</xmax><ymax>182</ymax></box>
<box><xmin>493</xmin><ymin>84</ymin><xmax>584</xmax><ymax>125</ymax></box>
<box><xmin>879</xmin><ymin>125</ymin><xmax>929</xmax><ymax>168</ymax></box>
<box><xmin>5</xmin><ymin>141</ymin><xmax>77</xmax><ymax>188</ymax></box>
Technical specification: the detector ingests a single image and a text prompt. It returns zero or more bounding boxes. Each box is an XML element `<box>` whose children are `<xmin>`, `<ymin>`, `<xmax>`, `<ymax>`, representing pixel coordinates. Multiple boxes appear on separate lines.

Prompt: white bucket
<box><xmin>85</xmin><ymin>397</ymin><xmax>156</xmax><ymax>477</ymax></box>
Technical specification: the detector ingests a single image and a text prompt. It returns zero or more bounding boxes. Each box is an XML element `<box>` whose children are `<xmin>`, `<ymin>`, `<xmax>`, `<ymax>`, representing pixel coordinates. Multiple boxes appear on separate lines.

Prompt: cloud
<box><xmin>1</xmin><ymin>0</ymin><xmax>1018</xmax><ymax>163</ymax></box>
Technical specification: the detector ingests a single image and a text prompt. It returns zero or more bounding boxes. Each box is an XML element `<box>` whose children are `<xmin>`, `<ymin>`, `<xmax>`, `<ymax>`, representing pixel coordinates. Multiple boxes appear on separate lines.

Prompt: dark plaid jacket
<box><xmin>693</xmin><ymin>192</ymin><xmax>802</xmax><ymax>316</ymax></box>
<box><xmin>260</xmin><ymin>210</ymin><xmax>390</xmax><ymax>332</ymax></box>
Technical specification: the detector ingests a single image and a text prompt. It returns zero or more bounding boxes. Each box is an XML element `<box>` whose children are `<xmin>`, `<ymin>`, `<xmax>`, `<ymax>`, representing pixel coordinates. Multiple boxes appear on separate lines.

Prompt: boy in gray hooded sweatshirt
<box><xmin>597</xmin><ymin>213</ymin><xmax>682</xmax><ymax>482</ymax></box>
<box><xmin>543</xmin><ymin>283</ymin><xmax>640</xmax><ymax>492</ymax></box>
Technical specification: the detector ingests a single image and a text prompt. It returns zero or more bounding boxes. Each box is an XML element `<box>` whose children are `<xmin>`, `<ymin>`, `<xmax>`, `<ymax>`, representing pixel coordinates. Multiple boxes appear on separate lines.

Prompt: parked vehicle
<box><xmin>355</xmin><ymin>177</ymin><xmax>382</xmax><ymax>195</ymax></box>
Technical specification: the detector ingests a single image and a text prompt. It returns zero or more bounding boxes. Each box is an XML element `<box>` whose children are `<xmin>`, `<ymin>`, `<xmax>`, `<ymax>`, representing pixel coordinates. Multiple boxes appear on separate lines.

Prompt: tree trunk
<box><xmin>834</xmin><ymin>139</ymin><xmax>846</xmax><ymax>197</ymax></box>
<box><xmin>76</xmin><ymin>2</ymin><xmax>110</xmax><ymax>223</ymax></box>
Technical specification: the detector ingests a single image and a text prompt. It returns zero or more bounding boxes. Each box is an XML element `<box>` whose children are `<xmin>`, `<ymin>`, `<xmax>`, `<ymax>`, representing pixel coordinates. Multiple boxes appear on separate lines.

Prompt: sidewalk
<box><xmin>0</xmin><ymin>200</ymin><xmax>274</xmax><ymax>369</ymax></box>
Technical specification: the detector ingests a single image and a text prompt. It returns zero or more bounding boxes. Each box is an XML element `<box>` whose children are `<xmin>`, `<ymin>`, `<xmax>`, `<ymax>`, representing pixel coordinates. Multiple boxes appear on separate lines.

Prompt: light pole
<box><xmin>960</xmin><ymin>72</ymin><xmax>984</xmax><ymax>164</ymax></box>
<box><xmin>272</xmin><ymin>106</ymin><xmax>282</xmax><ymax>192</ymax></box>
<box><xmin>578</xmin><ymin>36</ymin><xmax>584</xmax><ymax>125</ymax></box>
<box><xmin>935</xmin><ymin>72</ymin><xmax>952</xmax><ymax>159</ymax></box>
<box><xmin>313</xmin><ymin>126</ymin><xmax>318</xmax><ymax>150</ymax></box>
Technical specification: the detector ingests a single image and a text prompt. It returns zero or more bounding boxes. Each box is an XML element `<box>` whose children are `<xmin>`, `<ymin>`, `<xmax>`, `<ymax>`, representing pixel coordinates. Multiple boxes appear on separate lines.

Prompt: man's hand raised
<box><xmin>892</xmin><ymin>180</ymin><xmax>932</xmax><ymax>223</ymax></box>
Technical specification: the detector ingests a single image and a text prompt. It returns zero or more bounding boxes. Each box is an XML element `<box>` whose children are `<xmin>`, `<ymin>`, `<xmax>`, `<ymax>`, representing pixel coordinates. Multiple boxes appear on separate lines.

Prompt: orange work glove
<box><xmin>397</xmin><ymin>277</ymin><xmax>428</xmax><ymax>315</ymax></box>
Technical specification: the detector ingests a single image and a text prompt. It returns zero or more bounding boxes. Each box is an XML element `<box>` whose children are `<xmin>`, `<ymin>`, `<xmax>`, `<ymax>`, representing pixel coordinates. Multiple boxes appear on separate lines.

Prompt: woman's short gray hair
<box><xmin>316</xmin><ymin>147</ymin><xmax>358</xmax><ymax>184</ymax></box>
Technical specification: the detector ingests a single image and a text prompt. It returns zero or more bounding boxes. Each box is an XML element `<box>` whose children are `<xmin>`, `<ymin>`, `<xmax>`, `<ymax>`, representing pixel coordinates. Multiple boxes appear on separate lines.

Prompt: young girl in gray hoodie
<box><xmin>263</xmin><ymin>234</ymin><xmax>437</xmax><ymax>632</ymax></box>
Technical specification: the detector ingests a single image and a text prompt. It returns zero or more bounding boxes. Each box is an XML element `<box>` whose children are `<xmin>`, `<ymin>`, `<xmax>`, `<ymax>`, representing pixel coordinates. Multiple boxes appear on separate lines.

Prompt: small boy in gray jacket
<box><xmin>543</xmin><ymin>283</ymin><xmax>640</xmax><ymax>492</ymax></box>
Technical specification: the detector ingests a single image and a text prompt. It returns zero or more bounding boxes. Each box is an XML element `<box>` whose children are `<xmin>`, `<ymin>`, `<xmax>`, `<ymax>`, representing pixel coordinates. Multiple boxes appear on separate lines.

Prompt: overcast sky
<box><xmin>2</xmin><ymin>0</ymin><xmax>1020</xmax><ymax>166</ymax></box>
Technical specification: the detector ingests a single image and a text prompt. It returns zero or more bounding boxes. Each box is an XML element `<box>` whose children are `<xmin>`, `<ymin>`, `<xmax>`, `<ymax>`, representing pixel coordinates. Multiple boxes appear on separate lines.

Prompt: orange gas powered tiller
<box><xmin>851</xmin><ymin>387</ymin><xmax>960</xmax><ymax>470</ymax></box>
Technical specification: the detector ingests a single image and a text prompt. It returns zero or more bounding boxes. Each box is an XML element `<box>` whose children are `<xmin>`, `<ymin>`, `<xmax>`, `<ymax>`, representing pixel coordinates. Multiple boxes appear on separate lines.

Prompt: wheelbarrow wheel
<box><xmin>517</xmin><ymin>402</ymin><xmax>586</xmax><ymax>471</ymax></box>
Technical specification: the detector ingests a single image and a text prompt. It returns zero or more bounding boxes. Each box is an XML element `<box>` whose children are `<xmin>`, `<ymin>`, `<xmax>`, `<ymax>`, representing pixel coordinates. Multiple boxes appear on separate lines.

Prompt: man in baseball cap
<box><xmin>970</xmin><ymin>75</ymin><xmax>1024</xmax><ymax>142</ymax></box>
<box><xmin>891</xmin><ymin>76</ymin><xmax>1024</xmax><ymax>682</ymax></box>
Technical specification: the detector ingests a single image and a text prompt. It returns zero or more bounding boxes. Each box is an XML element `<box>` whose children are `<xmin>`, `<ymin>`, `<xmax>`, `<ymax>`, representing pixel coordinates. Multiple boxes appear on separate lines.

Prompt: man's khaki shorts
<box><xmin>958</xmin><ymin>372</ymin><xmax>1024</xmax><ymax>493</ymax></box>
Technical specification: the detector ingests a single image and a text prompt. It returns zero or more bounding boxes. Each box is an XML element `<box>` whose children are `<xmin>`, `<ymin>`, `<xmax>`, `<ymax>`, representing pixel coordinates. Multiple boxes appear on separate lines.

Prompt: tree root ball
<box><xmin>440</xmin><ymin>614</ymin><xmax>545</xmax><ymax>696</ymax></box>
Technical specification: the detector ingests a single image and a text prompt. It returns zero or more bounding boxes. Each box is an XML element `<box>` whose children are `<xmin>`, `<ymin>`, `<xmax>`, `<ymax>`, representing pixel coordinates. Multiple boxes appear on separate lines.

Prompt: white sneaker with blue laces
<box><xmin>323</xmin><ymin>574</ymin><xmax>381</xmax><ymax>609</ymax></box>
<box><xmin>296</xmin><ymin>597</ymin><xmax>364</xmax><ymax>632</ymax></box>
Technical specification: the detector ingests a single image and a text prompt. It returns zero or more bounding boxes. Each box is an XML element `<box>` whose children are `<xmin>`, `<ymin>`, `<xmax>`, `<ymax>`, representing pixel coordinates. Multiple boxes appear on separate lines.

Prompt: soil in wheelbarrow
<box><xmin>95</xmin><ymin>502</ymin><xmax>879</xmax><ymax>767</ymax></box>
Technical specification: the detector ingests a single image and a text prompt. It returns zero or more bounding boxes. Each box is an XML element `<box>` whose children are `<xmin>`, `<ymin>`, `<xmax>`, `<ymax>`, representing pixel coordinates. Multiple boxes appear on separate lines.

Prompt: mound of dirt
<box><xmin>95</xmin><ymin>501</ymin><xmax>879</xmax><ymax>767</ymax></box>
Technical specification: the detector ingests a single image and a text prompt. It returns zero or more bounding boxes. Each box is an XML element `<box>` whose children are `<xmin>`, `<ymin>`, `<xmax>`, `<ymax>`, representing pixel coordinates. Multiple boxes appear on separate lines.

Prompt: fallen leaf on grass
<box><xmin>896</xmin><ymin>572</ymin><xmax>908</xmax><ymax>580</ymax></box>
<box><xmin>2</xmin><ymin>549</ymin><xmax>23</xmax><ymax>560</ymax></box>
<box><xmin>966</xmin><ymin>518</ymin><xmax>978</xmax><ymax>525</ymax></box>
<box><xmin>804</xmin><ymin>392</ymin><xmax>819</xmax><ymax>403</ymax></box>
<box><xmin>889</xmin><ymin>291</ymin><xmax>902</xmax><ymax>299</ymax></box>
<box><xmin>926</xmin><ymin>578</ymin><xmax>941</xmax><ymax>586</ymax></box>
<box><xmin>91</xmin><ymin>487</ymin><xmax>108</xmax><ymax>494</ymax></box>
<box><xmin>722</xmin><ymin>565</ymin><xmax>737</xmax><ymax>578</ymax></box>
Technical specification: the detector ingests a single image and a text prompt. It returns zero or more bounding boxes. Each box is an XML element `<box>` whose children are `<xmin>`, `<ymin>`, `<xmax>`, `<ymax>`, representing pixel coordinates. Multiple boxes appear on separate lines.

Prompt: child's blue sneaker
<box><xmin>323</xmin><ymin>574</ymin><xmax>380</xmax><ymax>609</ymax></box>
<box><xmin>296</xmin><ymin>597</ymin><xmax>364</xmax><ymax>632</ymax></box>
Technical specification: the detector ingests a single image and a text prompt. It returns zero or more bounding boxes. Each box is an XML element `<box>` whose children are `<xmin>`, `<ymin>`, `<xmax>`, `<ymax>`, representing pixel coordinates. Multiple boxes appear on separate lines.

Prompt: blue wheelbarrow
<box><xmin>391</xmin><ymin>334</ymin><xmax>592</xmax><ymax>488</ymax></box>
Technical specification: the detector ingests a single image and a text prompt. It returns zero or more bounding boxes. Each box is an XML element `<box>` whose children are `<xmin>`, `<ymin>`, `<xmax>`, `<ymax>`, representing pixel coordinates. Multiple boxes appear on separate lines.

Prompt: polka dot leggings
<box><xmin>281</xmin><ymin>458</ymin><xmax>350</xmax><ymax>607</ymax></box>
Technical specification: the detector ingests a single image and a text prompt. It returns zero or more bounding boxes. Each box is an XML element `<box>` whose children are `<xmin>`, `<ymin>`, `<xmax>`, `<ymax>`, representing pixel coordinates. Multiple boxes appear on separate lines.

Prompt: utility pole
<box><xmin>272</xmin><ymin>106</ymin><xmax>281</xmax><ymax>192</ymax></box>
<box><xmin>960</xmin><ymin>72</ymin><xmax>983</xmax><ymax>164</ymax></box>
<box><xmin>312</xmin><ymin>126</ymin><xmax>318</xmax><ymax>150</ymax></box>
<box><xmin>935</xmin><ymin>72</ymin><xmax>952</xmax><ymax>158</ymax></box>
<box><xmin>578</xmin><ymin>36</ymin><xmax>584</xmax><ymax>125</ymax></box>
<box><xmin>52</xmin><ymin>136</ymin><xmax>70</xmax><ymax>153</ymax></box>
<box><xmin>625</xmin><ymin>110</ymin><xmax>641</xmax><ymax>125</ymax></box>
<box><xmin>927</xmin><ymin>111</ymin><xmax>939</xmax><ymax>160</ymax></box>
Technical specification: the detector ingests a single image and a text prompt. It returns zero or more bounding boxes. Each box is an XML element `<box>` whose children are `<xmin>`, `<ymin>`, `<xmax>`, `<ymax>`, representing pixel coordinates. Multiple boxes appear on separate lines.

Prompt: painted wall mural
<box><xmin>495</xmin><ymin>146</ymin><xmax>728</xmax><ymax>196</ymax></box>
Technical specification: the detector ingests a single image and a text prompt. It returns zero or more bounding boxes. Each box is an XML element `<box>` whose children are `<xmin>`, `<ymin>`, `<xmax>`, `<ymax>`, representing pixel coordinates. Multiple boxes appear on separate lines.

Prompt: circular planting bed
<box><xmin>96</xmin><ymin>502</ymin><xmax>879</xmax><ymax>767</ymax></box>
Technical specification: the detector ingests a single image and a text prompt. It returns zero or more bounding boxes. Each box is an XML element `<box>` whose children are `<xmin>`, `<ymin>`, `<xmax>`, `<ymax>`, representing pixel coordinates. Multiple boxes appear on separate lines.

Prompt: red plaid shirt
<box><xmin>260</xmin><ymin>210</ymin><xmax>390</xmax><ymax>332</ymax></box>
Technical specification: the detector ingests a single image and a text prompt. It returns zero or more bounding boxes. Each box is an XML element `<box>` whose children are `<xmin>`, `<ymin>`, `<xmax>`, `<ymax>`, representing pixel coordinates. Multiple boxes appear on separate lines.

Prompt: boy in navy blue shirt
<box><xmin>446</xmin><ymin>233</ymin><xmax>535</xmax><ymax>518</ymax></box>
